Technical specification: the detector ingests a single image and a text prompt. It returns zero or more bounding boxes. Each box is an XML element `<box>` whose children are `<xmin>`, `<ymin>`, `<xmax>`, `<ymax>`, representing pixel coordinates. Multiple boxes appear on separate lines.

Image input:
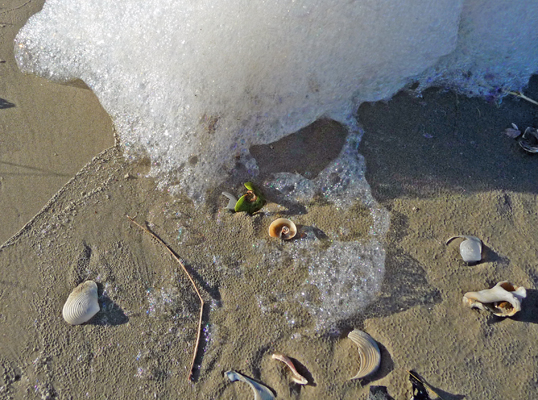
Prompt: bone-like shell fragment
<box><xmin>62</xmin><ymin>280</ymin><xmax>100</xmax><ymax>325</ymax></box>
<box><xmin>463</xmin><ymin>281</ymin><xmax>527</xmax><ymax>317</ymax></box>
<box><xmin>446</xmin><ymin>235</ymin><xmax>482</xmax><ymax>263</ymax></box>
<box><xmin>348</xmin><ymin>329</ymin><xmax>381</xmax><ymax>380</ymax></box>
<box><xmin>271</xmin><ymin>353</ymin><xmax>308</xmax><ymax>385</ymax></box>
<box><xmin>221</xmin><ymin>191</ymin><xmax>238</xmax><ymax>211</ymax></box>
<box><xmin>225</xmin><ymin>370</ymin><xmax>274</xmax><ymax>400</ymax></box>
<box><xmin>268</xmin><ymin>218</ymin><xmax>297</xmax><ymax>240</ymax></box>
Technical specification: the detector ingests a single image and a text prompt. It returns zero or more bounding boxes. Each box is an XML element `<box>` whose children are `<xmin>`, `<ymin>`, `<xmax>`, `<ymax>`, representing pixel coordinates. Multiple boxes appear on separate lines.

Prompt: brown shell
<box><xmin>271</xmin><ymin>353</ymin><xmax>308</xmax><ymax>385</ymax></box>
<box><xmin>268</xmin><ymin>218</ymin><xmax>297</xmax><ymax>240</ymax></box>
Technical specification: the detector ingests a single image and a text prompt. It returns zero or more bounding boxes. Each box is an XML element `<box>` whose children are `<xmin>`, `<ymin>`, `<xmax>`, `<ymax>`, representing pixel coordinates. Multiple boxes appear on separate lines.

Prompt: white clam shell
<box><xmin>62</xmin><ymin>280</ymin><xmax>100</xmax><ymax>325</ymax></box>
<box><xmin>446</xmin><ymin>235</ymin><xmax>482</xmax><ymax>263</ymax></box>
<box><xmin>348</xmin><ymin>329</ymin><xmax>381</xmax><ymax>380</ymax></box>
<box><xmin>463</xmin><ymin>281</ymin><xmax>527</xmax><ymax>317</ymax></box>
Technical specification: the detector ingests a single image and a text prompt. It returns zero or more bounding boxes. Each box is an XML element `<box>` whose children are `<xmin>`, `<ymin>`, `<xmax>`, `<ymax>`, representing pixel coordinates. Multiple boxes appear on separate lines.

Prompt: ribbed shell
<box><xmin>348</xmin><ymin>329</ymin><xmax>381</xmax><ymax>380</ymax></box>
<box><xmin>268</xmin><ymin>218</ymin><xmax>297</xmax><ymax>240</ymax></box>
<box><xmin>62</xmin><ymin>280</ymin><xmax>100</xmax><ymax>325</ymax></box>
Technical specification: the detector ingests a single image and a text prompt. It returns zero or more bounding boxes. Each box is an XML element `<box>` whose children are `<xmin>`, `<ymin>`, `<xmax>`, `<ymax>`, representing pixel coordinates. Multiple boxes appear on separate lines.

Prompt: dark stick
<box><xmin>127</xmin><ymin>215</ymin><xmax>204</xmax><ymax>381</ymax></box>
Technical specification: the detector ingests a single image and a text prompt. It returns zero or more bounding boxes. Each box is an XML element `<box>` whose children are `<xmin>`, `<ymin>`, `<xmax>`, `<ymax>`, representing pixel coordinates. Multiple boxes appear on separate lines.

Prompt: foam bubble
<box><xmin>15</xmin><ymin>0</ymin><xmax>466</xmax><ymax>200</ymax></box>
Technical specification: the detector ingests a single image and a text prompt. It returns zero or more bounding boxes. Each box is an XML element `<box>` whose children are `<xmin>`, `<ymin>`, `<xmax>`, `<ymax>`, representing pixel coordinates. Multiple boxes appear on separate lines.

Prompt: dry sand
<box><xmin>0</xmin><ymin>0</ymin><xmax>114</xmax><ymax>245</ymax></box>
<box><xmin>2</xmin><ymin>2</ymin><xmax>538</xmax><ymax>400</ymax></box>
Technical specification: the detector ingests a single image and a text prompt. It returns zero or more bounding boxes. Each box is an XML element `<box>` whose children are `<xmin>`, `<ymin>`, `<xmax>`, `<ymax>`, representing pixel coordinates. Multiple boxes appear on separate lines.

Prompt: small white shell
<box><xmin>62</xmin><ymin>280</ymin><xmax>100</xmax><ymax>325</ymax></box>
<box><xmin>268</xmin><ymin>218</ymin><xmax>297</xmax><ymax>240</ymax></box>
<box><xmin>463</xmin><ymin>281</ymin><xmax>527</xmax><ymax>317</ymax></box>
<box><xmin>348</xmin><ymin>329</ymin><xmax>381</xmax><ymax>380</ymax></box>
<box><xmin>221</xmin><ymin>191</ymin><xmax>237</xmax><ymax>210</ymax></box>
<box><xmin>446</xmin><ymin>235</ymin><xmax>482</xmax><ymax>263</ymax></box>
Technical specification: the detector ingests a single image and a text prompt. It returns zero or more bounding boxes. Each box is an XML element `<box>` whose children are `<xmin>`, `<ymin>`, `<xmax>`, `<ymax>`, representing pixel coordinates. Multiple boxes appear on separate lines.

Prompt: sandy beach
<box><xmin>2</xmin><ymin>2</ymin><xmax>538</xmax><ymax>400</ymax></box>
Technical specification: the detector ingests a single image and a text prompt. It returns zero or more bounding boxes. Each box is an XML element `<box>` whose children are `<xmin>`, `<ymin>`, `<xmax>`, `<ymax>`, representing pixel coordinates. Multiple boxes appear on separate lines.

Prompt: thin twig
<box><xmin>127</xmin><ymin>215</ymin><xmax>204</xmax><ymax>381</ymax></box>
<box><xmin>507</xmin><ymin>91</ymin><xmax>538</xmax><ymax>107</ymax></box>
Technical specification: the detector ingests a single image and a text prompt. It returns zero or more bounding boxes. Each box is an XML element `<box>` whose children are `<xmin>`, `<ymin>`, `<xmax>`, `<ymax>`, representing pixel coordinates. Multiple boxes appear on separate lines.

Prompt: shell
<box><xmin>504</xmin><ymin>123</ymin><xmax>522</xmax><ymax>138</ymax></box>
<box><xmin>225</xmin><ymin>370</ymin><xmax>275</xmax><ymax>400</ymax></box>
<box><xmin>62</xmin><ymin>280</ymin><xmax>100</xmax><ymax>325</ymax></box>
<box><xmin>519</xmin><ymin>127</ymin><xmax>538</xmax><ymax>153</ymax></box>
<box><xmin>271</xmin><ymin>353</ymin><xmax>308</xmax><ymax>385</ymax></box>
<box><xmin>221</xmin><ymin>191</ymin><xmax>238</xmax><ymax>211</ymax></box>
<box><xmin>463</xmin><ymin>281</ymin><xmax>527</xmax><ymax>317</ymax></box>
<box><xmin>446</xmin><ymin>235</ymin><xmax>482</xmax><ymax>263</ymax></box>
<box><xmin>348</xmin><ymin>329</ymin><xmax>381</xmax><ymax>380</ymax></box>
<box><xmin>268</xmin><ymin>218</ymin><xmax>297</xmax><ymax>240</ymax></box>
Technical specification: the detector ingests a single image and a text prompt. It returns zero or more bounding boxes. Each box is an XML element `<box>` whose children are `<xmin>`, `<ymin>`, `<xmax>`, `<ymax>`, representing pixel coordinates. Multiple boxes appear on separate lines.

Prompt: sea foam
<box><xmin>15</xmin><ymin>1</ymin><xmax>538</xmax><ymax>199</ymax></box>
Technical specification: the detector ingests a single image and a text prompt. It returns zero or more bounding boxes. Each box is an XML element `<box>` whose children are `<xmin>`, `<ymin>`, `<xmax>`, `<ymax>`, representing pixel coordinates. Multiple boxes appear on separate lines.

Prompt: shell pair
<box><xmin>225</xmin><ymin>353</ymin><xmax>308</xmax><ymax>400</ymax></box>
<box><xmin>504</xmin><ymin>124</ymin><xmax>538</xmax><ymax>153</ymax></box>
<box><xmin>62</xmin><ymin>280</ymin><xmax>100</xmax><ymax>325</ymax></box>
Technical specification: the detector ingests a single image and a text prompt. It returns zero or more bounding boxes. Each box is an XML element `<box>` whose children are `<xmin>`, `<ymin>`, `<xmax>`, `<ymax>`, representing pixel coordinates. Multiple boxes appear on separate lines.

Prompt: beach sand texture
<box><xmin>2</xmin><ymin>2</ymin><xmax>538</xmax><ymax>399</ymax></box>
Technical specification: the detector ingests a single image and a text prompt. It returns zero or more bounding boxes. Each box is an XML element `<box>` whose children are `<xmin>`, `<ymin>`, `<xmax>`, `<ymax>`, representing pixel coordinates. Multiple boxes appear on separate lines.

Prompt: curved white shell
<box><xmin>225</xmin><ymin>370</ymin><xmax>274</xmax><ymax>400</ymax></box>
<box><xmin>62</xmin><ymin>280</ymin><xmax>100</xmax><ymax>325</ymax></box>
<box><xmin>221</xmin><ymin>191</ymin><xmax>237</xmax><ymax>210</ymax></box>
<box><xmin>348</xmin><ymin>329</ymin><xmax>381</xmax><ymax>380</ymax></box>
<box><xmin>463</xmin><ymin>281</ymin><xmax>527</xmax><ymax>317</ymax></box>
<box><xmin>446</xmin><ymin>235</ymin><xmax>482</xmax><ymax>263</ymax></box>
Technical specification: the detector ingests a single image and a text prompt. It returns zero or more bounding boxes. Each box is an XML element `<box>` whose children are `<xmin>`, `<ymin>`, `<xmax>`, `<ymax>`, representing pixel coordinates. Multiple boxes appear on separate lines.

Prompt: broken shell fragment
<box><xmin>348</xmin><ymin>329</ymin><xmax>381</xmax><ymax>380</ymax></box>
<box><xmin>271</xmin><ymin>353</ymin><xmax>308</xmax><ymax>385</ymax></box>
<box><xmin>268</xmin><ymin>218</ymin><xmax>297</xmax><ymax>240</ymax></box>
<box><xmin>225</xmin><ymin>370</ymin><xmax>274</xmax><ymax>400</ymax></box>
<box><xmin>504</xmin><ymin>123</ymin><xmax>522</xmax><ymax>139</ymax></box>
<box><xmin>446</xmin><ymin>235</ymin><xmax>482</xmax><ymax>263</ymax></box>
<box><xmin>463</xmin><ymin>281</ymin><xmax>527</xmax><ymax>317</ymax></box>
<box><xmin>62</xmin><ymin>280</ymin><xmax>100</xmax><ymax>325</ymax></box>
<box><xmin>221</xmin><ymin>191</ymin><xmax>238</xmax><ymax>211</ymax></box>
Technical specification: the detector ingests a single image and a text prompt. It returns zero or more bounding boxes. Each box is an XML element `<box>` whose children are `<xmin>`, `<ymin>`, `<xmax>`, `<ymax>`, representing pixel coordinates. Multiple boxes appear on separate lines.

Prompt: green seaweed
<box><xmin>234</xmin><ymin>182</ymin><xmax>266</xmax><ymax>214</ymax></box>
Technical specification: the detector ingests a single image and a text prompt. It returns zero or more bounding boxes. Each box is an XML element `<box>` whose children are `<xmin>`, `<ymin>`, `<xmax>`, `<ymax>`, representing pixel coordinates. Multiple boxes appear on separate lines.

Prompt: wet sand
<box><xmin>2</xmin><ymin>2</ymin><xmax>538</xmax><ymax>399</ymax></box>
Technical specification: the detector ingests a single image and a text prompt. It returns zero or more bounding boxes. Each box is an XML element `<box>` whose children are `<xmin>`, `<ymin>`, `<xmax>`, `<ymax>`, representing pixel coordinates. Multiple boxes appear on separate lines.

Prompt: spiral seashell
<box><xmin>268</xmin><ymin>218</ymin><xmax>297</xmax><ymax>240</ymax></box>
<box><xmin>62</xmin><ymin>280</ymin><xmax>100</xmax><ymax>325</ymax></box>
<box><xmin>463</xmin><ymin>281</ymin><xmax>527</xmax><ymax>317</ymax></box>
<box><xmin>272</xmin><ymin>353</ymin><xmax>308</xmax><ymax>385</ymax></box>
<box><xmin>446</xmin><ymin>235</ymin><xmax>482</xmax><ymax>263</ymax></box>
<box><xmin>348</xmin><ymin>329</ymin><xmax>381</xmax><ymax>380</ymax></box>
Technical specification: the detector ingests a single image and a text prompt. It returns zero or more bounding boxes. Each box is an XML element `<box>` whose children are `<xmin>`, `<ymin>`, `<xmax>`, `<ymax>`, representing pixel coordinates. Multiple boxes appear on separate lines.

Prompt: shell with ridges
<box><xmin>268</xmin><ymin>218</ymin><xmax>297</xmax><ymax>240</ymax></box>
<box><xmin>348</xmin><ymin>329</ymin><xmax>381</xmax><ymax>380</ymax></box>
<box><xmin>463</xmin><ymin>281</ymin><xmax>526</xmax><ymax>317</ymax></box>
<box><xmin>62</xmin><ymin>280</ymin><xmax>100</xmax><ymax>325</ymax></box>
